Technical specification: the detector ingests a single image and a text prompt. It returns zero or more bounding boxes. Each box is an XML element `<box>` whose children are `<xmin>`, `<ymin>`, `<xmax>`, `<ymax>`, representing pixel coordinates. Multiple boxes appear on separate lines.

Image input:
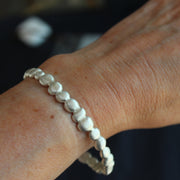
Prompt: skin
<box><xmin>0</xmin><ymin>0</ymin><xmax>180</xmax><ymax>179</ymax></box>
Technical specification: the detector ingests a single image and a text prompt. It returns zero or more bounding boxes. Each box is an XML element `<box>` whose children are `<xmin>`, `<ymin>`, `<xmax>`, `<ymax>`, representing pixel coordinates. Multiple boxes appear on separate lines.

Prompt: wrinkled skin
<box><xmin>41</xmin><ymin>0</ymin><xmax>180</xmax><ymax>137</ymax></box>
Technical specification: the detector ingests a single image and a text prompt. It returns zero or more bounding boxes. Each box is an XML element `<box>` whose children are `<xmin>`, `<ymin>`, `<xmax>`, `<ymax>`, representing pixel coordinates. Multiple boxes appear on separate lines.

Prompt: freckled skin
<box><xmin>54</xmin><ymin>72</ymin><xmax>58</xmax><ymax>75</ymax></box>
<box><xmin>50</xmin><ymin>115</ymin><xmax>54</xmax><ymax>119</ymax></box>
<box><xmin>33</xmin><ymin>108</ymin><xmax>39</xmax><ymax>112</ymax></box>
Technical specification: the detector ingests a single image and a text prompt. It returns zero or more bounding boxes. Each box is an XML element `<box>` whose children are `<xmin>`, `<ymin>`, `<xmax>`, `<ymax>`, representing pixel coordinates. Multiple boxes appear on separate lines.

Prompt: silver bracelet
<box><xmin>23</xmin><ymin>68</ymin><xmax>115</xmax><ymax>175</ymax></box>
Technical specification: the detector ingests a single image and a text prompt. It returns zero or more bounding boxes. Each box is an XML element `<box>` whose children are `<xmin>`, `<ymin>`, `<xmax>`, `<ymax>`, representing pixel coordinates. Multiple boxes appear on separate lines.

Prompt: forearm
<box><xmin>0</xmin><ymin>76</ymin><xmax>92</xmax><ymax>179</ymax></box>
<box><xmin>1</xmin><ymin>0</ymin><xmax>180</xmax><ymax>179</ymax></box>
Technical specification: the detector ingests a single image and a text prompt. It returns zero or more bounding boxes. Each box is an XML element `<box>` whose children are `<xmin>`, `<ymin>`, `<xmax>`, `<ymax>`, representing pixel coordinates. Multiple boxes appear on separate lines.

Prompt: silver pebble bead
<box><xmin>34</xmin><ymin>71</ymin><xmax>45</xmax><ymax>80</ymax></box>
<box><xmin>29</xmin><ymin>68</ymin><xmax>41</xmax><ymax>78</ymax></box>
<box><xmin>64</xmin><ymin>98</ymin><xmax>80</xmax><ymax>113</ymax></box>
<box><xmin>79</xmin><ymin>152</ymin><xmax>92</xmax><ymax>163</ymax></box>
<box><xmin>88</xmin><ymin>157</ymin><xmax>99</xmax><ymax>166</ymax></box>
<box><xmin>39</xmin><ymin>74</ymin><xmax>54</xmax><ymax>86</ymax></box>
<box><xmin>95</xmin><ymin>136</ymin><xmax>106</xmax><ymax>151</ymax></box>
<box><xmin>89</xmin><ymin>128</ymin><xmax>100</xmax><ymax>140</ymax></box>
<box><xmin>108</xmin><ymin>160</ymin><xmax>115</xmax><ymax>167</ymax></box>
<box><xmin>23</xmin><ymin>68</ymin><xmax>35</xmax><ymax>79</ymax></box>
<box><xmin>78</xmin><ymin>116</ymin><xmax>94</xmax><ymax>131</ymax></box>
<box><xmin>48</xmin><ymin>81</ymin><xmax>63</xmax><ymax>95</ymax></box>
<box><xmin>105</xmin><ymin>165</ymin><xmax>114</xmax><ymax>175</ymax></box>
<box><xmin>102</xmin><ymin>153</ymin><xmax>114</xmax><ymax>166</ymax></box>
<box><xmin>56</xmin><ymin>91</ymin><xmax>70</xmax><ymax>103</ymax></box>
<box><xmin>72</xmin><ymin>108</ymin><xmax>86</xmax><ymax>123</ymax></box>
<box><xmin>100</xmin><ymin>147</ymin><xmax>111</xmax><ymax>159</ymax></box>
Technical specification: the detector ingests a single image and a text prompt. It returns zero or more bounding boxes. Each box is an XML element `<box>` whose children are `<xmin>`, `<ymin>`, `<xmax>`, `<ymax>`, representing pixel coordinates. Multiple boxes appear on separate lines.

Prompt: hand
<box><xmin>41</xmin><ymin>0</ymin><xmax>180</xmax><ymax>138</ymax></box>
<box><xmin>1</xmin><ymin>0</ymin><xmax>180</xmax><ymax>179</ymax></box>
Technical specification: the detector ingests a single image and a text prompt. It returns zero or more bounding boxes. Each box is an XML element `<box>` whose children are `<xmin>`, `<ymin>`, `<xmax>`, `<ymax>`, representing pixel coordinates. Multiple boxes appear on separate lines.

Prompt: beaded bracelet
<box><xmin>23</xmin><ymin>68</ymin><xmax>115</xmax><ymax>175</ymax></box>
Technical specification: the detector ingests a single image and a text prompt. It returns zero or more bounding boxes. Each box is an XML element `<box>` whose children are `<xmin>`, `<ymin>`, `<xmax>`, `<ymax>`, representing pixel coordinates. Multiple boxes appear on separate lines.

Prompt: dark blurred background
<box><xmin>1</xmin><ymin>0</ymin><xmax>180</xmax><ymax>180</ymax></box>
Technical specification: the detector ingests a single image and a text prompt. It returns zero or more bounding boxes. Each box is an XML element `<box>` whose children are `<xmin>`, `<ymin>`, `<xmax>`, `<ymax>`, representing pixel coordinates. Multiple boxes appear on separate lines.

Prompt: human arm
<box><xmin>0</xmin><ymin>0</ymin><xmax>180</xmax><ymax>179</ymax></box>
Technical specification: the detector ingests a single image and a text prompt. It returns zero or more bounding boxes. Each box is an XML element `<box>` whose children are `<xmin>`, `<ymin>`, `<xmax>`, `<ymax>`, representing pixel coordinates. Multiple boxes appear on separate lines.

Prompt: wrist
<box><xmin>40</xmin><ymin>54</ymin><xmax>130</xmax><ymax>138</ymax></box>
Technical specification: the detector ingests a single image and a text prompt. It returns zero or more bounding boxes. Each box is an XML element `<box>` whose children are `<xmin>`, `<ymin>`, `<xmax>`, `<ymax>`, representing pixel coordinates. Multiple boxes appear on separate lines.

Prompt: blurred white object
<box><xmin>77</xmin><ymin>34</ymin><xmax>101</xmax><ymax>49</ymax></box>
<box><xmin>16</xmin><ymin>16</ymin><xmax>52</xmax><ymax>47</ymax></box>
